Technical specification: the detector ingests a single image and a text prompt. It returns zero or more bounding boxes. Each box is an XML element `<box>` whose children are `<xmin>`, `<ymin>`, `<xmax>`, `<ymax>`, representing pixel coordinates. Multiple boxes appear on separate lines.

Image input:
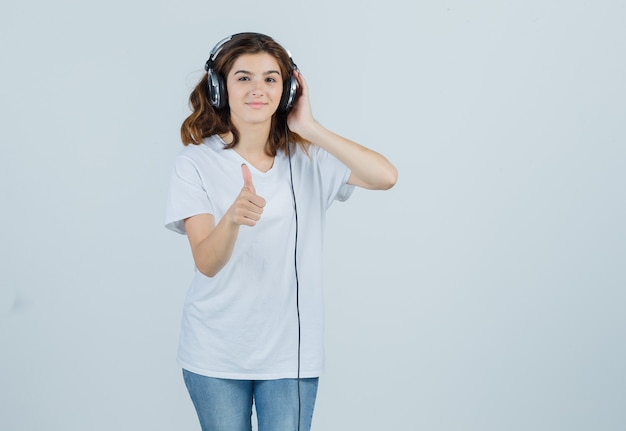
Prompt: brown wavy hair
<box><xmin>180</xmin><ymin>33</ymin><xmax>308</xmax><ymax>156</ymax></box>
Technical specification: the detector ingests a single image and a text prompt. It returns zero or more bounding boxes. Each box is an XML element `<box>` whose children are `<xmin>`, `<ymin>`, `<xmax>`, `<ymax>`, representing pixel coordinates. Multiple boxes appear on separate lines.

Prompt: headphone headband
<box><xmin>204</xmin><ymin>35</ymin><xmax>235</xmax><ymax>72</ymax></box>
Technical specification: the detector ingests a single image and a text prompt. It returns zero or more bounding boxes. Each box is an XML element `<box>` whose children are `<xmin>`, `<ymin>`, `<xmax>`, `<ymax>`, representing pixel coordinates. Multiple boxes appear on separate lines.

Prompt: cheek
<box><xmin>270</xmin><ymin>85</ymin><xmax>284</xmax><ymax>101</ymax></box>
<box><xmin>226</xmin><ymin>83</ymin><xmax>243</xmax><ymax>98</ymax></box>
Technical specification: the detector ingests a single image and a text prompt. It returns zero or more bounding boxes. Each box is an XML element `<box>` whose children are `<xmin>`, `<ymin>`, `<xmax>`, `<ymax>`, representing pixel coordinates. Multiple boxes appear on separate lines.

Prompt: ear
<box><xmin>279</xmin><ymin>74</ymin><xmax>298</xmax><ymax>112</ymax></box>
<box><xmin>208</xmin><ymin>69</ymin><xmax>228</xmax><ymax>109</ymax></box>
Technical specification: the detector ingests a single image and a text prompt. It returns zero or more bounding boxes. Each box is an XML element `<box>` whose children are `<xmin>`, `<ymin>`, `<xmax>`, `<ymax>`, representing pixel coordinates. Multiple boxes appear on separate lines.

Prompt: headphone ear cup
<box><xmin>279</xmin><ymin>75</ymin><xmax>298</xmax><ymax>112</ymax></box>
<box><xmin>207</xmin><ymin>69</ymin><xmax>227</xmax><ymax>109</ymax></box>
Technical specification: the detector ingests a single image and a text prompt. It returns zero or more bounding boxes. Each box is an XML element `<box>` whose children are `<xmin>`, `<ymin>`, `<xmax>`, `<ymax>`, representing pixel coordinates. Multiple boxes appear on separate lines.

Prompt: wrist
<box><xmin>298</xmin><ymin>120</ymin><xmax>325</xmax><ymax>143</ymax></box>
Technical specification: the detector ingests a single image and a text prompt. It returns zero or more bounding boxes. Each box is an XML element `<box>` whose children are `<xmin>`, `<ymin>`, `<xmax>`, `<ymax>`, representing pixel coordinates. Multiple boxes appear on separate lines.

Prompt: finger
<box><xmin>239</xmin><ymin>191</ymin><xmax>266</xmax><ymax>211</ymax></box>
<box><xmin>241</xmin><ymin>163</ymin><xmax>255</xmax><ymax>193</ymax></box>
<box><xmin>249</xmin><ymin>194</ymin><xmax>266</xmax><ymax>209</ymax></box>
<box><xmin>235</xmin><ymin>196</ymin><xmax>265</xmax><ymax>226</ymax></box>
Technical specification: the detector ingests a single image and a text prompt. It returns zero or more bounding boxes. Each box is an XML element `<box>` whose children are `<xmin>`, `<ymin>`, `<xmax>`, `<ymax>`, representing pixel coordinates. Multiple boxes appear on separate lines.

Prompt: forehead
<box><xmin>228</xmin><ymin>52</ymin><xmax>282</xmax><ymax>75</ymax></box>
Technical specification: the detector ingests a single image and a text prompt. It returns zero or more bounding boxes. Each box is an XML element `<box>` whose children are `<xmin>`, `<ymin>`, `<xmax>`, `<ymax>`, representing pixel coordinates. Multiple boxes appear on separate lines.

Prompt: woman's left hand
<box><xmin>285</xmin><ymin>71</ymin><xmax>398</xmax><ymax>191</ymax></box>
<box><xmin>287</xmin><ymin>70</ymin><xmax>317</xmax><ymax>138</ymax></box>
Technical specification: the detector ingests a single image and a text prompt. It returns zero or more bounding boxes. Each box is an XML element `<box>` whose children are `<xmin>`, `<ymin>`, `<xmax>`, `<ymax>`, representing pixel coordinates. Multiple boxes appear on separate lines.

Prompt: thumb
<box><xmin>241</xmin><ymin>163</ymin><xmax>255</xmax><ymax>193</ymax></box>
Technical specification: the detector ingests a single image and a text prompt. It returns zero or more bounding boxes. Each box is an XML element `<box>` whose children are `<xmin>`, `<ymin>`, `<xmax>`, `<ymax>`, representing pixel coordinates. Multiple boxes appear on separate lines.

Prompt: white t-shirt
<box><xmin>165</xmin><ymin>135</ymin><xmax>353</xmax><ymax>380</ymax></box>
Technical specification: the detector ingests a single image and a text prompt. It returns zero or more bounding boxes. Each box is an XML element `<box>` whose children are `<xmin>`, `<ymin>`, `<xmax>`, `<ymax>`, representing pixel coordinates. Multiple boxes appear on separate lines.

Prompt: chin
<box><xmin>232</xmin><ymin>109</ymin><xmax>277</xmax><ymax>125</ymax></box>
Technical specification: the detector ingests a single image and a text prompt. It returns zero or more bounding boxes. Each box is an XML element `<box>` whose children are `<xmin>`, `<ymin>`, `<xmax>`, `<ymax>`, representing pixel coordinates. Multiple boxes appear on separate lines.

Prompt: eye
<box><xmin>237</xmin><ymin>76</ymin><xmax>250</xmax><ymax>81</ymax></box>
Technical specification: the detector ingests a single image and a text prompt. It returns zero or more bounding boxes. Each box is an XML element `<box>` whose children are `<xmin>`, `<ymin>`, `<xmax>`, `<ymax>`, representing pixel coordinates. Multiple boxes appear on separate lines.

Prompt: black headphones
<box><xmin>204</xmin><ymin>33</ymin><xmax>299</xmax><ymax>112</ymax></box>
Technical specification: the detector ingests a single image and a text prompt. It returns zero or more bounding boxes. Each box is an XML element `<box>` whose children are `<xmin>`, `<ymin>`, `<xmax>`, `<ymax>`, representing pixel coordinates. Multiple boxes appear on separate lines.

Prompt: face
<box><xmin>225</xmin><ymin>52</ymin><xmax>284</xmax><ymax>128</ymax></box>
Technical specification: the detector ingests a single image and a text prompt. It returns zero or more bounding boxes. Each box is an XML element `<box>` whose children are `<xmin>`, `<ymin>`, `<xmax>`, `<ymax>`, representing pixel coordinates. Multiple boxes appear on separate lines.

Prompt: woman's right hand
<box><xmin>226</xmin><ymin>164</ymin><xmax>266</xmax><ymax>227</ymax></box>
<box><xmin>184</xmin><ymin>164</ymin><xmax>266</xmax><ymax>277</ymax></box>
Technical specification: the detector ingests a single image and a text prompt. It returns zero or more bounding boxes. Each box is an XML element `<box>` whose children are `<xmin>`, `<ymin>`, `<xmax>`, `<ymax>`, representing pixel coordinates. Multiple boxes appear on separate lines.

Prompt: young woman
<box><xmin>165</xmin><ymin>32</ymin><xmax>397</xmax><ymax>431</ymax></box>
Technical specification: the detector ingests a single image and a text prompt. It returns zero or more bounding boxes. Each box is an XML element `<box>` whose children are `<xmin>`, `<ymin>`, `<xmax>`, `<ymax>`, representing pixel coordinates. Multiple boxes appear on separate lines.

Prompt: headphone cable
<box><xmin>286</xmin><ymin>124</ymin><xmax>302</xmax><ymax>431</ymax></box>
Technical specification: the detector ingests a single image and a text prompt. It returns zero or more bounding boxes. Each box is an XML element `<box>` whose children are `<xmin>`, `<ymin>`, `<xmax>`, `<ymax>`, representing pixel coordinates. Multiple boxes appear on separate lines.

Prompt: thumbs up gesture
<box><xmin>228</xmin><ymin>164</ymin><xmax>266</xmax><ymax>227</ymax></box>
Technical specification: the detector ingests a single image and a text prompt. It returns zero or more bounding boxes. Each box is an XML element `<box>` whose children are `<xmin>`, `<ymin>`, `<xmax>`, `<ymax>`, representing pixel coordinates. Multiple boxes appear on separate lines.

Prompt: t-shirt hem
<box><xmin>165</xmin><ymin>209</ymin><xmax>214</xmax><ymax>235</ymax></box>
<box><xmin>178</xmin><ymin>359</ymin><xmax>324</xmax><ymax>380</ymax></box>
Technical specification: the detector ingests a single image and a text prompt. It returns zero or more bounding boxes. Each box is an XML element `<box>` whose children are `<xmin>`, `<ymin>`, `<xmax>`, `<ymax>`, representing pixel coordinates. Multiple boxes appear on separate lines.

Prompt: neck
<box><xmin>228</xmin><ymin>117</ymin><xmax>272</xmax><ymax>155</ymax></box>
<box><xmin>222</xmin><ymin>119</ymin><xmax>275</xmax><ymax>172</ymax></box>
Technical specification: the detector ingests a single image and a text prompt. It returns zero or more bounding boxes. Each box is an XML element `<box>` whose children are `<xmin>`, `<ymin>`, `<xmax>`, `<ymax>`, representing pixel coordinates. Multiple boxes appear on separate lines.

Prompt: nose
<box><xmin>250</xmin><ymin>80</ymin><xmax>264</xmax><ymax>96</ymax></box>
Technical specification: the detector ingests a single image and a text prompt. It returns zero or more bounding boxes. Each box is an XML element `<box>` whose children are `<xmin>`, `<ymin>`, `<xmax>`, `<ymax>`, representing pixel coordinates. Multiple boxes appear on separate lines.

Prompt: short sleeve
<box><xmin>336</xmin><ymin>179</ymin><xmax>354</xmax><ymax>202</ymax></box>
<box><xmin>314</xmin><ymin>146</ymin><xmax>355</xmax><ymax>208</ymax></box>
<box><xmin>165</xmin><ymin>155</ymin><xmax>215</xmax><ymax>235</ymax></box>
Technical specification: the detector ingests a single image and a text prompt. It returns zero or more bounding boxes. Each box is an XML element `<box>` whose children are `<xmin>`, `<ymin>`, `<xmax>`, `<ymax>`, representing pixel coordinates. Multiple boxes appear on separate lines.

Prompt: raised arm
<box><xmin>287</xmin><ymin>70</ymin><xmax>398</xmax><ymax>190</ymax></box>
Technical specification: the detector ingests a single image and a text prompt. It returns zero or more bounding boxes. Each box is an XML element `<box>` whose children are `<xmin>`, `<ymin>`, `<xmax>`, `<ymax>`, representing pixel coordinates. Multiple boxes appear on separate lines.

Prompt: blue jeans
<box><xmin>183</xmin><ymin>369</ymin><xmax>319</xmax><ymax>431</ymax></box>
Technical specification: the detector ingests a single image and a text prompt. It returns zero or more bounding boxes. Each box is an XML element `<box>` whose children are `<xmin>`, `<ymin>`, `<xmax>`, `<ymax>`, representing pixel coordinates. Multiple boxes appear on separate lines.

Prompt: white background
<box><xmin>1</xmin><ymin>0</ymin><xmax>625</xmax><ymax>429</ymax></box>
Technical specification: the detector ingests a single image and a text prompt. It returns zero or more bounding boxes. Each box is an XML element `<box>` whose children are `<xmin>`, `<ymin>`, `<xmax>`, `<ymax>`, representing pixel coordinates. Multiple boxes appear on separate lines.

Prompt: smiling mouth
<box><xmin>247</xmin><ymin>102</ymin><xmax>267</xmax><ymax>109</ymax></box>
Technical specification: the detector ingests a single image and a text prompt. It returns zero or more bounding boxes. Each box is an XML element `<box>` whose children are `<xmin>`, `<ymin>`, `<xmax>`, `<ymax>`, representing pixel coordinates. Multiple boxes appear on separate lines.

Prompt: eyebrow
<box><xmin>233</xmin><ymin>70</ymin><xmax>281</xmax><ymax>76</ymax></box>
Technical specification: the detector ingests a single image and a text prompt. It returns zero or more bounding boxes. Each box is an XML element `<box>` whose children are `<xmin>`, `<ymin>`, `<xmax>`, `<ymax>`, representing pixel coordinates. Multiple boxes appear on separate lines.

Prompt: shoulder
<box><xmin>289</xmin><ymin>143</ymin><xmax>325</xmax><ymax>163</ymax></box>
<box><xmin>173</xmin><ymin>136</ymin><xmax>230</xmax><ymax>172</ymax></box>
<box><xmin>294</xmin><ymin>144</ymin><xmax>342</xmax><ymax>168</ymax></box>
<box><xmin>176</xmin><ymin>135</ymin><xmax>221</xmax><ymax>159</ymax></box>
